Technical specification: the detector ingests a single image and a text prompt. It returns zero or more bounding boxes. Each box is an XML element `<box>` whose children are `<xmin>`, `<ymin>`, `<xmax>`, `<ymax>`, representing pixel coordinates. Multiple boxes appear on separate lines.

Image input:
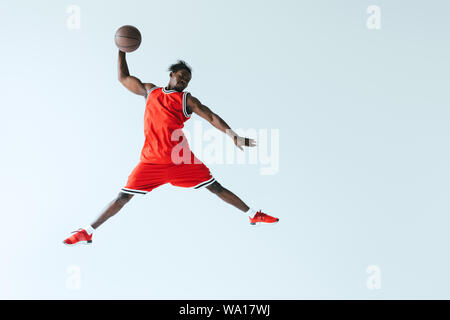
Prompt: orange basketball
<box><xmin>114</xmin><ymin>25</ymin><xmax>141</xmax><ymax>53</ymax></box>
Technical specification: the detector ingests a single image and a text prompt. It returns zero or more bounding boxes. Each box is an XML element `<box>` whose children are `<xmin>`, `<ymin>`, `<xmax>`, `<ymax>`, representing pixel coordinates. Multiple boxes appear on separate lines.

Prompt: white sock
<box><xmin>85</xmin><ymin>225</ymin><xmax>95</xmax><ymax>235</ymax></box>
<box><xmin>246</xmin><ymin>208</ymin><xmax>258</xmax><ymax>218</ymax></box>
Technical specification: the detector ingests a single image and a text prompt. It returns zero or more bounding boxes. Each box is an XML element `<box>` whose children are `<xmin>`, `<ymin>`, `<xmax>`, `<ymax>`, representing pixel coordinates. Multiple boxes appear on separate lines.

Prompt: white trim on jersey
<box><xmin>193</xmin><ymin>177</ymin><xmax>216</xmax><ymax>189</ymax></box>
<box><xmin>182</xmin><ymin>92</ymin><xmax>192</xmax><ymax>118</ymax></box>
<box><xmin>162</xmin><ymin>87</ymin><xmax>178</xmax><ymax>94</ymax></box>
<box><xmin>121</xmin><ymin>188</ymin><xmax>148</xmax><ymax>195</ymax></box>
<box><xmin>147</xmin><ymin>86</ymin><xmax>160</xmax><ymax>96</ymax></box>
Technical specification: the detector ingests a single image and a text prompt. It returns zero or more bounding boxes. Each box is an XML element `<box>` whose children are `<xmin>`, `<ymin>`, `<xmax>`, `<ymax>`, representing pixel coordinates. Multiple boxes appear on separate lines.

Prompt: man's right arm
<box><xmin>118</xmin><ymin>50</ymin><xmax>155</xmax><ymax>98</ymax></box>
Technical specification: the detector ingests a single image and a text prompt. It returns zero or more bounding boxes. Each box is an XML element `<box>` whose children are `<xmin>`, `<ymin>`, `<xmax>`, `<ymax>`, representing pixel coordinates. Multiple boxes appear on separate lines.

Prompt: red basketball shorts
<box><xmin>121</xmin><ymin>159</ymin><xmax>215</xmax><ymax>195</ymax></box>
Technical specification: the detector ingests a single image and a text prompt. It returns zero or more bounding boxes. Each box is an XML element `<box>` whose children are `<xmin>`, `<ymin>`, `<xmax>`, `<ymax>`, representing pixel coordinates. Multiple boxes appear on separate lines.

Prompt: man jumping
<box><xmin>63</xmin><ymin>51</ymin><xmax>279</xmax><ymax>245</ymax></box>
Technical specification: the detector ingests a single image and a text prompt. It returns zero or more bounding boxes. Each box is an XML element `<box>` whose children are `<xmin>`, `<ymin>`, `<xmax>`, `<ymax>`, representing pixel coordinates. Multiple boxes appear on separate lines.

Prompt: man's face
<box><xmin>171</xmin><ymin>69</ymin><xmax>191</xmax><ymax>92</ymax></box>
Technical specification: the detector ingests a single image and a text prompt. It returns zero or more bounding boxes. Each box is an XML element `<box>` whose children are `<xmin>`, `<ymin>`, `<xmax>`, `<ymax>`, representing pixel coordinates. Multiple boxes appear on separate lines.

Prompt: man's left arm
<box><xmin>186</xmin><ymin>93</ymin><xmax>256</xmax><ymax>151</ymax></box>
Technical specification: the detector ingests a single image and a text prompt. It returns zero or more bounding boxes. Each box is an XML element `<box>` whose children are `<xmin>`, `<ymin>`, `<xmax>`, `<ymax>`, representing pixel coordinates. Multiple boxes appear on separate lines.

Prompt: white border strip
<box><xmin>193</xmin><ymin>177</ymin><xmax>216</xmax><ymax>189</ymax></box>
<box><xmin>147</xmin><ymin>86</ymin><xmax>160</xmax><ymax>96</ymax></box>
<box><xmin>162</xmin><ymin>87</ymin><xmax>177</xmax><ymax>94</ymax></box>
<box><xmin>182</xmin><ymin>92</ymin><xmax>192</xmax><ymax>118</ymax></box>
<box><xmin>121</xmin><ymin>188</ymin><xmax>148</xmax><ymax>195</ymax></box>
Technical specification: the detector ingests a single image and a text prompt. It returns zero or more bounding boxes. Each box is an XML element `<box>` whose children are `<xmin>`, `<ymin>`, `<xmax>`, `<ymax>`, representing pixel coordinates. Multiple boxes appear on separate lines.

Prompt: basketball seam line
<box><xmin>117</xmin><ymin>44</ymin><xmax>140</xmax><ymax>48</ymax></box>
<box><xmin>115</xmin><ymin>35</ymin><xmax>140</xmax><ymax>41</ymax></box>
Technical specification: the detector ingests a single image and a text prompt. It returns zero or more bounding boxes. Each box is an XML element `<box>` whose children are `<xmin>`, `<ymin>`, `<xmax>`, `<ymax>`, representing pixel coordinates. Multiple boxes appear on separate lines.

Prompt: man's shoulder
<box><xmin>186</xmin><ymin>92</ymin><xmax>201</xmax><ymax>104</ymax></box>
<box><xmin>143</xmin><ymin>83</ymin><xmax>160</xmax><ymax>98</ymax></box>
<box><xmin>144</xmin><ymin>83</ymin><xmax>158</xmax><ymax>93</ymax></box>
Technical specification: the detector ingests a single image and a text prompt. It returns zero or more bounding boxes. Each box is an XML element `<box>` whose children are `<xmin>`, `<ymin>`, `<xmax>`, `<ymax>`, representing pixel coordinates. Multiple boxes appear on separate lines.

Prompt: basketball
<box><xmin>114</xmin><ymin>25</ymin><xmax>141</xmax><ymax>53</ymax></box>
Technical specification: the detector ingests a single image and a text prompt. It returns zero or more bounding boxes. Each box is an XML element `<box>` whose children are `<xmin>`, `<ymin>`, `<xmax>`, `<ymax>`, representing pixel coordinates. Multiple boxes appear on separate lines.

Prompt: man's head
<box><xmin>168</xmin><ymin>60</ymin><xmax>192</xmax><ymax>92</ymax></box>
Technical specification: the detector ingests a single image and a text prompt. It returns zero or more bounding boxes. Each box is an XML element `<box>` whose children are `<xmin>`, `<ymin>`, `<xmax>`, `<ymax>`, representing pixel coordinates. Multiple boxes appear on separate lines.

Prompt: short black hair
<box><xmin>168</xmin><ymin>60</ymin><xmax>192</xmax><ymax>74</ymax></box>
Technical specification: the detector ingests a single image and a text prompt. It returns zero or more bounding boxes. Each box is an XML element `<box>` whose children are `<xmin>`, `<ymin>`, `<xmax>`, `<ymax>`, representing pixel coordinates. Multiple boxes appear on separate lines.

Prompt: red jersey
<box><xmin>140</xmin><ymin>86</ymin><xmax>193</xmax><ymax>164</ymax></box>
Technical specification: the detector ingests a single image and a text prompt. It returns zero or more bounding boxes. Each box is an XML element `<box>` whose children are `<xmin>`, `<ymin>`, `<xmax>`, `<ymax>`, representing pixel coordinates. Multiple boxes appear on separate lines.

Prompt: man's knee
<box><xmin>206</xmin><ymin>181</ymin><xmax>224</xmax><ymax>194</ymax></box>
<box><xmin>117</xmin><ymin>192</ymin><xmax>134</xmax><ymax>204</ymax></box>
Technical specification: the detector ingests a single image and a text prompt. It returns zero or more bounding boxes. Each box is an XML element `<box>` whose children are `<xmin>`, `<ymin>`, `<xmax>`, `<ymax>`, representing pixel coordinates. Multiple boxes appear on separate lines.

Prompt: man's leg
<box><xmin>63</xmin><ymin>192</ymin><xmax>135</xmax><ymax>245</ymax></box>
<box><xmin>91</xmin><ymin>192</ymin><xmax>134</xmax><ymax>229</ymax></box>
<box><xmin>204</xmin><ymin>180</ymin><xmax>279</xmax><ymax>224</ymax></box>
<box><xmin>169</xmin><ymin>159</ymin><xmax>277</xmax><ymax>222</ymax></box>
<box><xmin>206</xmin><ymin>181</ymin><xmax>249</xmax><ymax>212</ymax></box>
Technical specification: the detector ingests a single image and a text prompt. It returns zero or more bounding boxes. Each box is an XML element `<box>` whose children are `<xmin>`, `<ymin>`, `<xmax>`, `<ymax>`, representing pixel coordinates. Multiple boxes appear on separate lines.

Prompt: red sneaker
<box><xmin>249</xmin><ymin>210</ymin><xmax>279</xmax><ymax>225</ymax></box>
<box><xmin>63</xmin><ymin>229</ymin><xmax>93</xmax><ymax>246</ymax></box>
